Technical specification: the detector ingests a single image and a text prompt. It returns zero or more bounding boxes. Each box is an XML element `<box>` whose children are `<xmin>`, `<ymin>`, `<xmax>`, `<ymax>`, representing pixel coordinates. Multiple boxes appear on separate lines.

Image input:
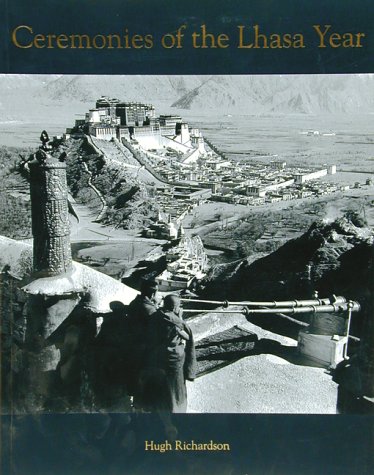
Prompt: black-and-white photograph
<box><xmin>1</xmin><ymin>74</ymin><xmax>374</xmax><ymax>417</ymax></box>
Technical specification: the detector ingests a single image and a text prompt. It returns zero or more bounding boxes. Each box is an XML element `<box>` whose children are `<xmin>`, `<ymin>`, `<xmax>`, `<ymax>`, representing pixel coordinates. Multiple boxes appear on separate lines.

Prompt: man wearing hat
<box><xmin>125</xmin><ymin>279</ymin><xmax>159</xmax><ymax>405</ymax></box>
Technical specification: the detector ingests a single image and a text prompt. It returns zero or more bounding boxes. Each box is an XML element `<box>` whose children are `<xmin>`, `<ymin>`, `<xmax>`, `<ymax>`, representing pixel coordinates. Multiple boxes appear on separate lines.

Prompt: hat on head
<box><xmin>109</xmin><ymin>301</ymin><xmax>128</xmax><ymax>313</ymax></box>
<box><xmin>163</xmin><ymin>294</ymin><xmax>181</xmax><ymax>311</ymax></box>
<box><xmin>141</xmin><ymin>278</ymin><xmax>158</xmax><ymax>293</ymax></box>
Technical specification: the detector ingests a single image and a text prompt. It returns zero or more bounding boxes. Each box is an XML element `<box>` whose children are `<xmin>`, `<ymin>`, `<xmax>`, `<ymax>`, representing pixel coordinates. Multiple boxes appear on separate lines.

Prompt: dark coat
<box><xmin>125</xmin><ymin>295</ymin><xmax>158</xmax><ymax>397</ymax></box>
<box><xmin>127</xmin><ymin>295</ymin><xmax>158</xmax><ymax>325</ymax></box>
<box><xmin>139</xmin><ymin>309</ymin><xmax>197</xmax><ymax>413</ymax></box>
<box><xmin>94</xmin><ymin>308</ymin><xmax>129</xmax><ymax>404</ymax></box>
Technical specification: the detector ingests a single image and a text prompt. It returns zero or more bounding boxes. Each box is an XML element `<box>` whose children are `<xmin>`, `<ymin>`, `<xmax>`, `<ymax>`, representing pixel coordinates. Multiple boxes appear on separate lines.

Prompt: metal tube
<box><xmin>180</xmin><ymin>296</ymin><xmax>347</xmax><ymax>308</ymax></box>
<box><xmin>181</xmin><ymin>299</ymin><xmax>224</xmax><ymax>306</ymax></box>
<box><xmin>245</xmin><ymin>302</ymin><xmax>360</xmax><ymax>315</ymax></box>
<box><xmin>238</xmin><ymin>297</ymin><xmax>347</xmax><ymax>308</ymax></box>
<box><xmin>182</xmin><ymin>309</ymin><xmax>243</xmax><ymax>314</ymax></box>
<box><xmin>182</xmin><ymin>301</ymin><xmax>360</xmax><ymax>315</ymax></box>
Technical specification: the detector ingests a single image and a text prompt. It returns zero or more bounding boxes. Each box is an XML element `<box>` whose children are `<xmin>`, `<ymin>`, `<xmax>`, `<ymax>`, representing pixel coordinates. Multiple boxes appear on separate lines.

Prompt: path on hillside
<box><xmin>69</xmin><ymin>203</ymin><xmax>166</xmax><ymax>278</ymax></box>
<box><xmin>69</xmin><ymin>203</ymin><xmax>161</xmax><ymax>244</ymax></box>
<box><xmin>87</xmin><ymin>134</ymin><xmax>167</xmax><ymax>187</ymax></box>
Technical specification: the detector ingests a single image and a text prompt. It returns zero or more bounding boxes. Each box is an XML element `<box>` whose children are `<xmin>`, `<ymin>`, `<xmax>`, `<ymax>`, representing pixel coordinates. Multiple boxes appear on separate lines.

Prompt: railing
<box><xmin>181</xmin><ymin>295</ymin><xmax>361</xmax><ymax>351</ymax></box>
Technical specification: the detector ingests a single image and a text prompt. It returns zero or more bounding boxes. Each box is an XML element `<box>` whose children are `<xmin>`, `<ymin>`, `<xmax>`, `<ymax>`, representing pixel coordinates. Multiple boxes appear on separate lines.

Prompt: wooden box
<box><xmin>298</xmin><ymin>331</ymin><xmax>347</xmax><ymax>368</ymax></box>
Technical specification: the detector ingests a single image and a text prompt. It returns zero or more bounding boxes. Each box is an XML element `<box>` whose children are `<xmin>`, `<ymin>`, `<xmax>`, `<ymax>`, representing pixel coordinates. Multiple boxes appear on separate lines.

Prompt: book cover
<box><xmin>1</xmin><ymin>1</ymin><xmax>374</xmax><ymax>474</ymax></box>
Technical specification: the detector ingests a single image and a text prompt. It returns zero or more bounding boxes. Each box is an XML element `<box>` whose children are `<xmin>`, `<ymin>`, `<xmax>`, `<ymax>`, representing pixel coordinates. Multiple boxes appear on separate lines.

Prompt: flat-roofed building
<box><xmin>159</xmin><ymin>115</ymin><xmax>182</xmax><ymax>128</ymax></box>
<box><xmin>115</xmin><ymin>102</ymin><xmax>155</xmax><ymax>126</ymax></box>
<box><xmin>270</xmin><ymin>160</ymin><xmax>287</xmax><ymax>169</ymax></box>
<box><xmin>89</xmin><ymin>124</ymin><xmax>117</xmax><ymax>140</ymax></box>
<box><xmin>294</xmin><ymin>168</ymin><xmax>328</xmax><ymax>184</ymax></box>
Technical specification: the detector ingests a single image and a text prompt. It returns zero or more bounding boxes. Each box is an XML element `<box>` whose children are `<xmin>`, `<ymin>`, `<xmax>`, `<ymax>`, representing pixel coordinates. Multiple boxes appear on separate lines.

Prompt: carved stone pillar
<box><xmin>23</xmin><ymin>133</ymin><xmax>76</xmax><ymax>402</ymax></box>
<box><xmin>29</xmin><ymin>141</ymin><xmax>72</xmax><ymax>277</ymax></box>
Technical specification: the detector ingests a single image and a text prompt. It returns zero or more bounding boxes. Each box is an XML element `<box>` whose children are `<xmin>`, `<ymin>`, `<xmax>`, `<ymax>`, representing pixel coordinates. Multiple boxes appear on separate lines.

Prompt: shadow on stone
<box><xmin>195</xmin><ymin>326</ymin><xmax>335</xmax><ymax>377</ymax></box>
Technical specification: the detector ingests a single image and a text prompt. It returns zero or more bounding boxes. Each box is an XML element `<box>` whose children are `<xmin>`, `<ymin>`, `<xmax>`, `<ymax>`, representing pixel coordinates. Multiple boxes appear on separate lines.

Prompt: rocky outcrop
<box><xmin>201</xmin><ymin>217</ymin><xmax>373</xmax><ymax>338</ymax></box>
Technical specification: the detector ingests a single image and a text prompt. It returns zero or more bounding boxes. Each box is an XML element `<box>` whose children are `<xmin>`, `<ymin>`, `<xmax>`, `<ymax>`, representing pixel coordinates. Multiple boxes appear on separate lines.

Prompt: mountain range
<box><xmin>0</xmin><ymin>74</ymin><xmax>373</xmax><ymax>116</ymax></box>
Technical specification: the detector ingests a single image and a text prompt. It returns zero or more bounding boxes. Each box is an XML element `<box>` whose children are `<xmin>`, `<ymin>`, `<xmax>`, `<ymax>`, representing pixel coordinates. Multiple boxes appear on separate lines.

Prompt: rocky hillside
<box><xmin>42</xmin><ymin>75</ymin><xmax>197</xmax><ymax>105</ymax></box>
<box><xmin>0</xmin><ymin>146</ymin><xmax>32</xmax><ymax>239</ymax></box>
<box><xmin>171</xmin><ymin>75</ymin><xmax>374</xmax><ymax>113</ymax></box>
<box><xmin>201</xmin><ymin>216</ymin><xmax>374</xmax><ymax>336</ymax></box>
<box><xmin>63</xmin><ymin>137</ymin><xmax>160</xmax><ymax>229</ymax></box>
